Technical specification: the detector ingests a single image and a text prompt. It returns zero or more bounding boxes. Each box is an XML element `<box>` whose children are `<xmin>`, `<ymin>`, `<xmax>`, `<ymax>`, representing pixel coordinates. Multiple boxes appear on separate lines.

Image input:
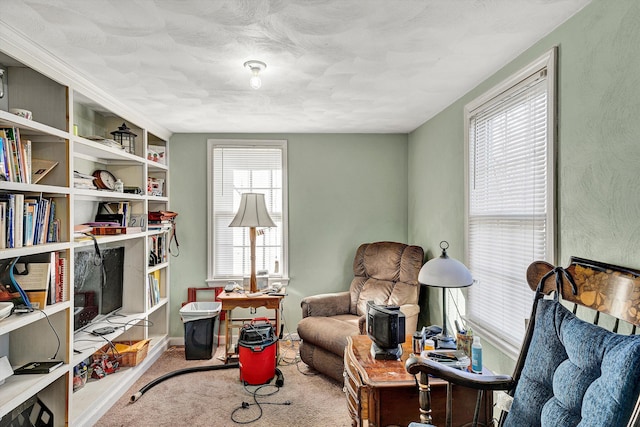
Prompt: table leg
<box><xmin>225</xmin><ymin>309</ymin><xmax>232</xmax><ymax>363</ymax></box>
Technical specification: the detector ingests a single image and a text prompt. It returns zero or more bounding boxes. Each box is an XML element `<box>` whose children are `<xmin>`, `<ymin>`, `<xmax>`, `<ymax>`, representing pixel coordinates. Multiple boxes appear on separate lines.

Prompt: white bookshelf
<box><xmin>0</xmin><ymin>30</ymin><xmax>172</xmax><ymax>426</ymax></box>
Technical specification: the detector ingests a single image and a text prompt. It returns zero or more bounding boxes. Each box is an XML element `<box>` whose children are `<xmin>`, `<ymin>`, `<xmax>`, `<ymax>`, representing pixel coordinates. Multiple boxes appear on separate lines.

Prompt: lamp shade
<box><xmin>229</xmin><ymin>193</ymin><xmax>276</xmax><ymax>228</ymax></box>
<box><xmin>418</xmin><ymin>241</ymin><xmax>473</xmax><ymax>288</ymax></box>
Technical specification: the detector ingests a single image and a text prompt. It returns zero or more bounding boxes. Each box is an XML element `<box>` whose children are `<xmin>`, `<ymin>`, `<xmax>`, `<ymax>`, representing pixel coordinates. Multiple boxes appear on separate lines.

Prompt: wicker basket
<box><xmin>95</xmin><ymin>339</ymin><xmax>150</xmax><ymax>367</ymax></box>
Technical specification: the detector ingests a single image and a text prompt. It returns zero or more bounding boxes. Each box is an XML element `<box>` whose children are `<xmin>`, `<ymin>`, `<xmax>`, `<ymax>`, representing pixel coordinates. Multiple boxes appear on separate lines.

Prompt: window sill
<box><xmin>206</xmin><ymin>277</ymin><xmax>290</xmax><ymax>287</ymax></box>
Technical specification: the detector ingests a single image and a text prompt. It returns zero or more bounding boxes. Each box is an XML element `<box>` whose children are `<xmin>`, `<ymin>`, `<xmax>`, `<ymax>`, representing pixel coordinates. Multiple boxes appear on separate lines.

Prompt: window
<box><xmin>207</xmin><ymin>140</ymin><xmax>288</xmax><ymax>285</ymax></box>
<box><xmin>465</xmin><ymin>49</ymin><xmax>556</xmax><ymax>357</ymax></box>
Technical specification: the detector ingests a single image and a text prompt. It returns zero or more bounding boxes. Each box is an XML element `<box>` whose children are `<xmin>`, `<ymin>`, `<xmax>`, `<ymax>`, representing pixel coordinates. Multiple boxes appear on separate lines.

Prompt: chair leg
<box><xmin>417</xmin><ymin>371</ymin><xmax>434</xmax><ymax>425</ymax></box>
<box><xmin>446</xmin><ymin>383</ymin><xmax>453</xmax><ymax>427</ymax></box>
<box><xmin>472</xmin><ymin>389</ymin><xmax>484</xmax><ymax>427</ymax></box>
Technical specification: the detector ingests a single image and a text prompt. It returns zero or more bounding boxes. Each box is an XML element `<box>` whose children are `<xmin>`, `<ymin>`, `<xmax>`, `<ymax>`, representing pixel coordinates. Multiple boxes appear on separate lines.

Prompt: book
<box><xmin>91</xmin><ymin>226</ymin><xmax>126</xmax><ymax>235</ymax></box>
<box><xmin>14</xmin><ymin>360</ymin><xmax>63</xmax><ymax>375</ymax></box>
<box><xmin>0</xmin><ymin>136</ymin><xmax>7</xmax><ymax>181</ymax></box>
<box><xmin>6</xmin><ymin>194</ymin><xmax>15</xmax><ymax>248</ymax></box>
<box><xmin>23</xmin><ymin>199</ymin><xmax>37</xmax><ymax>246</ymax></box>
<box><xmin>31</xmin><ymin>158</ymin><xmax>58</xmax><ymax>184</ymax></box>
<box><xmin>13</xmin><ymin>262</ymin><xmax>51</xmax><ymax>310</ymax></box>
<box><xmin>55</xmin><ymin>255</ymin><xmax>68</xmax><ymax>304</ymax></box>
<box><xmin>14</xmin><ymin>193</ymin><xmax>24</xmax><ymax>248</ymax></box>
<box><xmin>0</xmin><ymin>202</ymin><xmax>6</xmax><ymax>249</ymax></box>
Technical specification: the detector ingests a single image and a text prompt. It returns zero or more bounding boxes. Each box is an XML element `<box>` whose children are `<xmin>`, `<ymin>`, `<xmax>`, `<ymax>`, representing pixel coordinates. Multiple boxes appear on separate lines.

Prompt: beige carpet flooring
<box><xmin>94</xmin><ymin>342</ymin><xmax>351</xmax><ymax>427</ymax></box>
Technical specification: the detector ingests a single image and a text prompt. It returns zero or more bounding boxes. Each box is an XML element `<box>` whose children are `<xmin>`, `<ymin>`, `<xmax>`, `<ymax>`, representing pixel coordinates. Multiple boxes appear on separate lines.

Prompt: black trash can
<box><xmin>180</xmin><ymin>302</ymin><xmax>221</xmax><ymax>360</ymax></box>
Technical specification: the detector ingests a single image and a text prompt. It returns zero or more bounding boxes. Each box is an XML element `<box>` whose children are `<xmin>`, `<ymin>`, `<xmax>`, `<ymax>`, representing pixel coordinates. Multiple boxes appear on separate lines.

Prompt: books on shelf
<box><xmin>10</xmin><ymin>252</ymin><xmax>66</xmax><ymax>307</ymax></box>
<box><xmin>97</xmin><ymin>201</ymin><xmax>130</xmax><ymax>226</ymax></box>
<box><xmin>147</xmin><ymin>271</ymin><xmax>161</xmax><ymax>308</ymax></box>
<box><xmin>0</xmin><ymin>127</ymin><xmax>33</xmax><ymax>184</ymax></box>
<box><xmin>148</xmin><ymin>233</ymin><xmax>168</xmax><ymax>266</ymax></box>
<box><xmin>0</xmin><ymin>194</ymin><xmax>59</xmax><ymax>248</ymax></box>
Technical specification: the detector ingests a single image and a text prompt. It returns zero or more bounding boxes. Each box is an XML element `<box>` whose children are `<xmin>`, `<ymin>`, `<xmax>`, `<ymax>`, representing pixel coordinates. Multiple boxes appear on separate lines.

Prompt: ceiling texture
<box><xmin>0</xmin><ymin>0</ymin><xmax>591</xmax><ymax>134</ymax></box>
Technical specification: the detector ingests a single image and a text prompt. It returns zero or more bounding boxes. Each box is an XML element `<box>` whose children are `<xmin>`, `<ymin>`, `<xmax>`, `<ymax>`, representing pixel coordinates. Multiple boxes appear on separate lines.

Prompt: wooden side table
<box><xmin>343</xmin><ymin>335</ymin><xmax>492</xmax><ymax>427</ymax></box>
<box><xmin>217</xmin><ymin>292</ymin><xmax>284</xmax><ymax>363</ymax></box>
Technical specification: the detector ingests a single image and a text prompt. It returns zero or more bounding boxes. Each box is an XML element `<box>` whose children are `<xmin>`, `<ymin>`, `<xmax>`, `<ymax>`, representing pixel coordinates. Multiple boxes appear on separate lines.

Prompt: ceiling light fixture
<box><xmin>244</xmin><ymin>60</ymin><xmax>267</xmax><ymax>89</ymax></box>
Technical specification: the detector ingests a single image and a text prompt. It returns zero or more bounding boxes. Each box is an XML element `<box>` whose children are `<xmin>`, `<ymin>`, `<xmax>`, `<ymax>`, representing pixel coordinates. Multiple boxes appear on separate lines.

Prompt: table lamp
<box><xmin>229</xmin><ymin>193</ymin><xmax>276</xmax><ymax>293</ymax></box>
<box><xmin>418</xmin><ymin>241</ymin><xmax>473</xmax><ymax>349</ymax></box>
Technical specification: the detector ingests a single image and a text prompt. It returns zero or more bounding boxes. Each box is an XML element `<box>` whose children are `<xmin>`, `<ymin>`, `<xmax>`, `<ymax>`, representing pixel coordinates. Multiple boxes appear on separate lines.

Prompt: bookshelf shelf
<box><xmin>73</xmin><ymin>136</ymin><xmax>144</xmax><ymax>163</ymax></box>
<box><xmin>0</xmin><ymin>182</ymin><xmax>72</xmax><ymax>194</ymax></box>
<box><xmin>72</xmin><ymin>189</ymin><xmax>147</xmax><ymax>201</ymax></box>
<box><xmin>147</xmin><ymin>160</ymin><xmax>168</xmax><ymax>171</ymax></box>
<box><xmin>147</xmin><ymin>262</ymin><xmax>169</xmax><ymax>274</ymax></box>
<box><xmin>0</xmin><ymin>301</ymin><xmax>70</xmax><ymax>336</ymax></box>
<box><xmin>0</xmin><ymin>110</ymin><xmax>69</xmax><ymax>140</ymax></box>
<box><xmin>1</xmin><ymin>38</ymin><xmax>171</xmax><ymax>426</ymax></box>
<box><xmin>73</xmin><ymin>232</ymin><xmax>148</xmax><ymax>248</ymax></box>
<box><xmin>0</xmin><ymin>242</ymin><xmax>72</xmax><ymax>259</ymax></box>
<box><xmin>0</xmin><ymin>365</ymin><xmax>68</xmax><ymax>420</ymax></box>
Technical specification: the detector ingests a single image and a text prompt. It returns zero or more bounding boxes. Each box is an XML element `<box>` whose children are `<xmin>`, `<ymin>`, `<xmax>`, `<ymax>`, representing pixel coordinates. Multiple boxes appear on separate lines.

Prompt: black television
<box><xmin>73</xmin><ymin>246</ymin><xmax>125</xmax><ymax>331</ymax></box>
<box><xmin>366</xmin><ymin>300</ymin><xmax>406</xmax><ymax>360</ymax></box>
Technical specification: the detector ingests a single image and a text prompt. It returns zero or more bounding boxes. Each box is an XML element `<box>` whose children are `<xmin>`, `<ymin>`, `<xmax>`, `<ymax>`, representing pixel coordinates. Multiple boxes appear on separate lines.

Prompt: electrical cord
<box><xmin>105</xmin><ymin>316</ymin><xmax>154</xmax><ymax>329</ymax></box>
<box><xmin>231</xmin><ymin>379</ymin><xmax>291</xmax><ymax>425</ymax></box>
<box><xmin>36</xmin><ymin>308</ymin><xmax>61</xmax><ymax>360</ymax></box>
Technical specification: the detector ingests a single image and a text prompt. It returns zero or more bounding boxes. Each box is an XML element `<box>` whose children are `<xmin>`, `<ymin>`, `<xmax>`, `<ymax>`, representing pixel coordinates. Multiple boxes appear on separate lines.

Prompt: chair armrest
<box><xmin>405</xmin><ymin>355</ymin><xmax>515</xmax><ymax>391</ymax></box>
<box><xmin>399</xmin><ymin>303</ymin><xmax>420</xmax><ymax>319</ymax></box>
<box><xmin>301</xmin><ymin>291</ymin><xmax>351</xmax><ymax>318</ymax></box>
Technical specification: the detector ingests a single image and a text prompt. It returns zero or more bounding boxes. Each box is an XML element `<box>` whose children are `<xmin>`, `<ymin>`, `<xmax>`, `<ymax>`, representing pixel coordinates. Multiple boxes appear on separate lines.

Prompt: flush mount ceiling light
<box><xmin>243</xmin><ymin>60</ymin><xmax>267</xmax><ymax>89</ymax></box>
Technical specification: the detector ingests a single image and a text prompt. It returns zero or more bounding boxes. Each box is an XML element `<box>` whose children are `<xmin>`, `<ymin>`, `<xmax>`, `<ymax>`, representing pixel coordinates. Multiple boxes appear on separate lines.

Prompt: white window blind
<box><xmin>466</xmin><ymin>50</ymin><xmax>556</xmax><ymax>352</ymax></box>
<box><xmin>208</xmin><ymin>141</ymin><xmax>287</xmax><ymax>283</ymax></box>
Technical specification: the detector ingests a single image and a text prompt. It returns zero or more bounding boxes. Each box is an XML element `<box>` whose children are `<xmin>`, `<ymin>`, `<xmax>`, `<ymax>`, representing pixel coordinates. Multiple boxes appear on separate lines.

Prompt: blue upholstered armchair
<box><xmin>405</xmin><ymin>257</ymin><xmax>640</xmax><ymax>427</ymax></box>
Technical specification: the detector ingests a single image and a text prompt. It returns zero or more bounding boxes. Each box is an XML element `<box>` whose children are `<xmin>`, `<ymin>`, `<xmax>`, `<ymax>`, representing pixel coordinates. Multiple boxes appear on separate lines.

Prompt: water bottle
<box><xmin>471</xmin><ymin>336</ymin><xmax>483</xmax><ymax>373</ymax></box>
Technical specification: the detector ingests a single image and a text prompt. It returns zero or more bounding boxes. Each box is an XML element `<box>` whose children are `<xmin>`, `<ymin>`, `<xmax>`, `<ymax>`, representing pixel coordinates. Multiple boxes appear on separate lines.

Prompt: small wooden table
<box><xmin>217</xmin><ymin>292</ymin><xmax>284</xmax><ymax>363</ymax></box>
<box><xmin>343</xmin><ymin>335</ymin><xmax>492</xmax><ymax>427</ymax></box>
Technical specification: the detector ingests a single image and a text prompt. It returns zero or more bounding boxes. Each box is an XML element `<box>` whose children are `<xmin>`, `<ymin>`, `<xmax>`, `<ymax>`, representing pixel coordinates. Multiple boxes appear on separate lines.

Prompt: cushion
<box><xmin>297</xmin><ymin>315</ymin><xmax>360</xmax><ymax>356</ymax></box>
<box><xmin>504</xmin><ymin>299</ymin><xmax>640</xmax><ymax>427</ymax></box>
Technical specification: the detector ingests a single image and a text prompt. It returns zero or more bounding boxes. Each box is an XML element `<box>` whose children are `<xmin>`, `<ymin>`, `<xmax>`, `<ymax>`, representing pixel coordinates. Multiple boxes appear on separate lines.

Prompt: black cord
<box><xmin>105</xmin><ymin>316</ymin><xmax>154</xmax><ymax>329</ymax></box>
<box><xmin>36</xmin><ymin>308</ymin><xmax>61</xmax><ymax>360</ymax></box>
<box><xmin>231</xmin><ymin>383</ymin><xmax>291</xmax><ymax>424</ymax></box>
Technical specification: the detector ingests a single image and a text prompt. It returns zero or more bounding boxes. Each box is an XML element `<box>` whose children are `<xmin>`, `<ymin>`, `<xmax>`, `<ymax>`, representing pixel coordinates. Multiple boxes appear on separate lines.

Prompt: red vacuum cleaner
<box><xmin>237</xmin><ymin>317</ymin><xmax>278</xmax><ymax>385</ymax></box>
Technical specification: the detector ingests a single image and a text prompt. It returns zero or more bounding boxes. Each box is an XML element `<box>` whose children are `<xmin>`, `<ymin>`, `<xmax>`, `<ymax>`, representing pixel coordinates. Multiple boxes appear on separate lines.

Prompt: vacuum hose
<box><xmin>130</xmin><ymin>362</ymin><xmax>239</xmax><ymax>403</ymax></box>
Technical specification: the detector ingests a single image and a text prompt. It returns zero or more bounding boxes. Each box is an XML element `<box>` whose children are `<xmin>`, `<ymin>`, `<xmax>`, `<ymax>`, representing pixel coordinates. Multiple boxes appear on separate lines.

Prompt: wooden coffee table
<box><xmin>343</xmin><ymin>335</ymin><xmax>492</xmax><ymax>427</ymax></box>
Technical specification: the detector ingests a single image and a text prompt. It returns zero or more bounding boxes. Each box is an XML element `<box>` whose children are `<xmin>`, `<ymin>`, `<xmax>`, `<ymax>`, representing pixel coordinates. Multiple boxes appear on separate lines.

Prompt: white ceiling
<box><xmin>0</xmin><ymin>0</ymin><xmax>591</xmax><ymax>134</ymax></box>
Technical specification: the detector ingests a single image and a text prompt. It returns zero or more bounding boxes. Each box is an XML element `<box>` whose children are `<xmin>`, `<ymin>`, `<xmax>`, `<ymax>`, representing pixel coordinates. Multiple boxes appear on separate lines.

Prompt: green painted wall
<box><xmin>408</xmin><ymin>0</ymin><xmax>640</xmax><ymax>375</ymax></box>
<box><xmin>168</xmin><ymin>133</ymin><xmax>408</xmax><ymax>338</ymax></box>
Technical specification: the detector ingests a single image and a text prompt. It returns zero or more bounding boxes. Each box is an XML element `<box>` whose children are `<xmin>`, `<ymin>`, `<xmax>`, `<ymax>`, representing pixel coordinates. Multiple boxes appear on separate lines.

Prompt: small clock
<box><xmin>92</xmin><ymin>169</ymin><xmax>117</xmax><ymax>190</ymax></box>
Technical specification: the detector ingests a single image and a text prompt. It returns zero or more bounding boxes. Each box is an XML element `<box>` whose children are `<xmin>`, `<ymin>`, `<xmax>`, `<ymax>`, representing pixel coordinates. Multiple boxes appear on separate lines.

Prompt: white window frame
<box><xmin>206</xmin><ymin>139</ymin><xmax>289</xmax><ymax>286</ymax></box>
<box><xmin>464</xmin><ymin>48</ymin><xmax>557</xmax><ymax>359</ymax></box>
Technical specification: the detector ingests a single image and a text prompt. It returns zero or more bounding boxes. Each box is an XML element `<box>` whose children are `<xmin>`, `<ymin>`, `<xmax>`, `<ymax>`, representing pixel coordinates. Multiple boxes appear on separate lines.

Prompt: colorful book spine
<box><xmin>0</xmin><ymin>136</ymin><xmax>7</xmax><ymax>181</ymax></box>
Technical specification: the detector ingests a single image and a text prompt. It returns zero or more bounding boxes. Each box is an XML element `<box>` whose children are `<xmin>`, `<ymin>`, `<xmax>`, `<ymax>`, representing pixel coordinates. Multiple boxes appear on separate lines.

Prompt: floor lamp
<box><xmin>229</xmin><ymin>193</ymin><xmax>276</xmax><ymax>293</ymax></box>
<box><xmin>418</xmin><ymin>241</ymin><xmax>473</xmax><ymax>349</ymax></box>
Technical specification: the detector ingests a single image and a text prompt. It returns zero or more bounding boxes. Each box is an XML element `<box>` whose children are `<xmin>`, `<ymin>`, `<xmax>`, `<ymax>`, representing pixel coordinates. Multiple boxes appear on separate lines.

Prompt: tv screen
<box><xmin>74</xmin><ymin>246</ymin><xmax>124</xmax><ymax>331</ymax></box>
<box><xmin>366</xmin><ymin>301</ymin><xmax>406</xmax><ymax>359</ymax></box>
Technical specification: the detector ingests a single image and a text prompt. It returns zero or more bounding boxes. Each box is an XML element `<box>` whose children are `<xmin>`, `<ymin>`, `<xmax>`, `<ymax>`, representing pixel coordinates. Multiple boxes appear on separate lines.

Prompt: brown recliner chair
<box><xmin>297</xmin><ymin>241</ymin><xmax>424</xmax><ymax>381</ymax></box>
